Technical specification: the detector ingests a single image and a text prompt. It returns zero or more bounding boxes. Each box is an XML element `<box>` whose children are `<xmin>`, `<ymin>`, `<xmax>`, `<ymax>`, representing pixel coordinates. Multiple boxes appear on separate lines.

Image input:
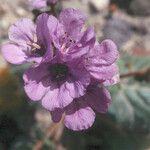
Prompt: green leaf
<box><xmin>10</xmin><ymin>137</ymin><xmax>34</xmax><ymax>150</ymax></box>
<box><xmin>109</xmin><ymin>84</ymin><xmax>150</xmax><ymax>127</ymax></box>
<box><xmin>109</xmin><ymin>91</ymin><xmax>135</xmax><ymax>125</ymax></box>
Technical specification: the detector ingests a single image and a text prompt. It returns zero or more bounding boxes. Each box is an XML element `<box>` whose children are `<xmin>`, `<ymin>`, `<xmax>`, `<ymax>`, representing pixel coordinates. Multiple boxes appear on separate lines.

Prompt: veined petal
<box><xmin>65</xmin><ymin>79</ymin><xmax>86</xmax><ymax>99</ymax></box>
<box><xmin>9</xmin><ymin>18</ymin><xmax>35</xmax><ymax>48</ymax></box>
<box><xmin>47</xmin><ymin>15</ymin><xmax>64</xmax><ymax>49</ymax></box>
<box><xmin>36</xmin><ymin>13</ymin><xmax>53</xmax><ymax>61</ymax></box>
<box><xmin>42</xmin><ymin>82</ymin><xmax>74</xmax><ymax>111</ymax></box>
<box><xmin>36</xmin><ymin>13</ymin><xmax>50</xmax><ymax>47</ymax></box>
<box><xmin>63</xmin><ymin>27</ymin><xmax>96</xmax><ymax>61</ymax></box>
<box><xmin>24</xmin><ymin>80</ymin><xmax>48</xmax><ymax>101</ymax></box>
<box><xmin>65</xmin><ymin>73</ymin><xmax>90</xmax><ymax>99</ymax></box>
<box><xmin>42</xmin><ymin>86</ymin><xmax>60</xmax><ymax>110</ymax></box>
<box><xmin>64</xmin><ymin>100</ymin><xmax>95</xmax><ymax>131</ymax></box>
<box><xmin>87</xmin><ymin>63</ymin><xmax>119</xmax><ymax>81</ymax></box>
<box><xmin>86</xmin><ymin>86</ymin><xmax>111</xmax><ymax>113</ymax></box>
<box><xmin>85</xmin><ymin>40</ymin><xmax>119</xmax><ymax>81</ymax></box>
<box><xmin>59</xmin><ymin>8</ymin><xmax>86</xmax><ymax>40</ymax></box>
<box><xmin>23</xmin><ymin>64</ymin><xmax>49</xmax><ymax>101</ymax></box>
<box><xmin>65</xmin><ymin>61</ymin><xmax>90</xmax><ymax>98</ymax></box>
<box><xmin>47</xmin><ymin>15</ymin><xmax>60</xmax><ymax>33</ymax></box>
<box><xmin>23</xmin><ymin>63</ymin><xmax>49</xmax><ymax>83</ymax></box>
<box><xmin>79</xmin><ymin>27</ymin><xmax>96</xmax><ymax>48</ymax></box>
<box><xmin>87</xmin><ymin>39</ymin><xmax>119</xmax><ymax>66</ymax></box>
<box><xmin>1</xmin><ymin>44</ymin><xmax>27</xmax><ymax>64</ymax></box>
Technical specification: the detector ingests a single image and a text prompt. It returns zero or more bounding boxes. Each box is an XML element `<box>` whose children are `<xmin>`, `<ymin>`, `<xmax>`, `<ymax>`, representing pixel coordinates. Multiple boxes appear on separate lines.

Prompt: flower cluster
<box><xmin>29</xmin><ymin>0</ymin><xmax>57</xmax><ymax>9</ymax></box>
<box><xmin>1</xmin><ymin>8</ymin><xmax>119</xmax><ymax>131</ymax></box>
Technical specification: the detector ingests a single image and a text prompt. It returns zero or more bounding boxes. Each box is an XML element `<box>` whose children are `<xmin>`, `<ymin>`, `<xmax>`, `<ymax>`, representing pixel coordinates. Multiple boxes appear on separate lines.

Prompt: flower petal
<box><xmin>1</xmin><ymin>44</ymin><xmax>26</xmax><ymax>64</ymax></box>
<box><xmin>36</xmin><ymin>13</ymin><xmax>50</xmax><ymax>47</ymax></box>
<box><xmin>64</xmin><ymin>100</ymin><xmax>95</xmax><ymax>131</ymax></box>
<box><xmin>65</xmin><ymin>79</ymin><xmax>86</xmax><ymax>99</ymax></box>
<box><xmin>87</xmin><ymin>39</ymin><xmax>119</xmax><ymax>66</ymax></box>
<box><xmin>65</xmin><ymin>61</ymin><xmax>90</xmax><ymax>98</ymax></box>
<box><xmin>103</xmin><ymin>73</ymin><xmax>120</xmax><ymax>86</ymax></box>
<box><xmin>23</xmin><ymin>64</ymin><xmax>49</xmax><ymax>101</ymax></box>
<box><xmin>47</xmin><ymin>15</ymin><xmax>64</xmax><ymax>49</ymax></box>
<box><xmin>59</xmin><ymin>8</ymin><xmax>86</xmax><ymax>40</ymax></box>
<box><xmin>9</xmin><ymin>18</ymin><xmax>35</xmax><ymax>48</ymax></box>
<box><xmin>24</xmin><ymin>80</ymin><xmax>48</xmax><ymax>101</ymax></box>
<box><xmin>43</xmin><ymin>63</ymin><xmax>90</xmax><ymax>111</ymax></box>
<box><xmin>87</xmin><ymin>63</ymin><xmax>119</xmax><ymax>81</ymax></box>
<box><xmin>86</xmin><ymin>86</ymin><xmax>111</xmax><ymax>113</ymax></box>
<box><xmin>41</xmin><ymin>85</ymin><xmax>59</xmax><ymax>110</ymax></box>
<box><xmin>63</xmin><ymin>27</ymin><xmax>96</xmax><ymax>61</ymax></box>
<box><xmin>79</xmin><ymin>27</ymin><xmax>96</xmax><ymax>48</ymax></box>
<box><xmin>36</xmin><ymin>13</ymin><xmax>53</xmax><ymax>61</ymax></box>
<box><xmin>47</xmin><ymin>15</ymin><xmax>60</xmax><ymax>33</ymax></box>
<box><xmin>42</xmin><ymin>82</ymin><xmax>74</xmax><ymax>111</ymax></box>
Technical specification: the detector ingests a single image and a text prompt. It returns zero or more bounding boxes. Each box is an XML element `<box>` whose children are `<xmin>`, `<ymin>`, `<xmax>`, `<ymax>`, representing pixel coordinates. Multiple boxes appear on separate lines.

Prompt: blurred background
<box><xmin>0</xmin><ymin>0</ymin><xmax>150</xmax><ymax>149</ymax></box>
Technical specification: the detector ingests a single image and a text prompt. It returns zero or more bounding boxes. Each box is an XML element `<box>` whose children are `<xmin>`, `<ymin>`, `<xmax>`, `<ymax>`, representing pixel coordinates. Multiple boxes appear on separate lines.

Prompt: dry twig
<box><xmin>120</xmin><ymin>67</ymin><xmax>150</xmax><ymax>78</ymax></box>
<box><xmin>33</xmin><ymin>120</ymin><xmax>64</xmax><ymax>150</ymax></box>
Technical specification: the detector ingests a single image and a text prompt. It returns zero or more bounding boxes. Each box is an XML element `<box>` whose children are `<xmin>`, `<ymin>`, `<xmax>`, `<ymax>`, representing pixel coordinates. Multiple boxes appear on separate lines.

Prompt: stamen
<box><xmin>33</xmin><ymin>34</ymin><xmax>38</xmax><ymax>43</ymax></box>
<box><xmin>32</xmin><ymin>43</ymin><xmax>41</xmax><ymax>49</ymax></box>
<box><xmin>26</xmin><ymin>41</ymin><xmax>32</xmax><ymax>46</ymax></box>
<box><xmin>61</xmin><ymin>43</ymin><xmax>66</xmax><ymax>52</ymax></box>
<box><xmin>31</xmin><ymin>47</ymin><xmax>36</xmax><ymax>52</ymax></box>
<box><xmin>26</xmin><ymin>41</ymin><xmax>41</xmax><ymax>49</ymax></box>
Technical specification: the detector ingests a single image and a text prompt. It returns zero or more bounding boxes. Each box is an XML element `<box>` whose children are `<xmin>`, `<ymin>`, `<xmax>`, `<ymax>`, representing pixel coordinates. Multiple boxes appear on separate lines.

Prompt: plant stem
<box><xmin>120</xmin><ymin>67</ymin><xmax>150</xmax><ymax>78</ymax></box>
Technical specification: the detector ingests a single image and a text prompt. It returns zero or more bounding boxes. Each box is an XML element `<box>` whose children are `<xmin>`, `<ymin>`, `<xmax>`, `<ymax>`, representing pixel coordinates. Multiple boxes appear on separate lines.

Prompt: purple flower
<box><xmin>44</xmin><ymin>9</ymin><xmax>118</xmax><ymax>131</ymax></box>
<box><xmin>47</xmin><ymin>8</ymin><xmax>94</xmax><ymax>61</ymax></box>
<box><xmin>23</xmin><ymin>58</ymin><xmax>90</xmax><ymax>111</ymax></box>
<box><xmin>23</xmin><ymin>9</ymin><xmax>119</xmax><ymax>131</ymax></box>
<box><xmin>29</xmin><ymin>0</ymin><xmax>57</xmax><ymax>9</ymax></box>
<box><xmin>51</xmin><ymin>85</ymin><xmax>111</xmax><ymax>131</ymax></box>
<box><xmin>1</xmin><ymin>8</ymin><xmax>119</xmax><ymax>131</ymax></box>
<box><xmin>1</xmin><ymin>14</ymin><xmax>52</xmax><ymax>65</ymax></box>
<box><xmin>45</xmin><ymin>9</ymin><xmax>119</xmax><ymax>83</ymax></box>
<box><xmin>23</xmin><ymin>8</ymin><xmax>95</xmax><ymax>111</ymax></box>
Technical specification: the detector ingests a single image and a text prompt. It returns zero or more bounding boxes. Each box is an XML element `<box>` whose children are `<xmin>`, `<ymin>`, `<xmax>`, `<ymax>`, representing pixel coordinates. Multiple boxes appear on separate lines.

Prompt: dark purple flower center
<box><xmin>48</xmin><ymin>63</ymin><xmax>69</xmax><ymax>82</ymax></box>
<box><xmin>31</xmin><ymin>47</ymin><xmax>46</xmax><ymax>57</ymax></box>
<box><xmin>27</xmin><ymin>41</ymin><xmax>46</xmax><ymax>57</ymax></box>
